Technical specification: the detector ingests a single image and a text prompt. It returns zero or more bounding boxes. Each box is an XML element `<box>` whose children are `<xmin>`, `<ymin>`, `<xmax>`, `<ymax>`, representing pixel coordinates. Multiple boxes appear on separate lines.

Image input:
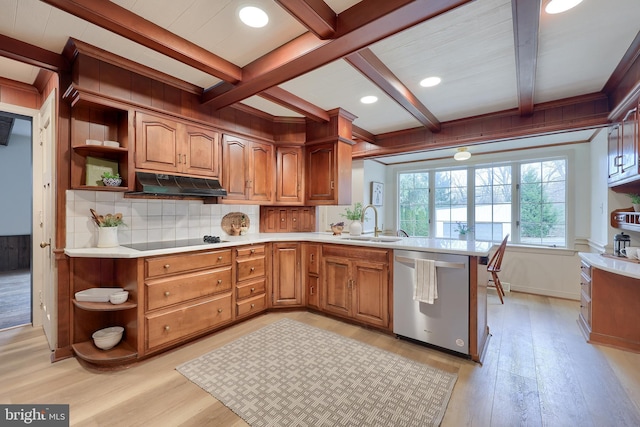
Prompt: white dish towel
<box><xmin>414</xmin><ymin>258</ymin><xmax>438</xmax><ymax>304</ymax></box>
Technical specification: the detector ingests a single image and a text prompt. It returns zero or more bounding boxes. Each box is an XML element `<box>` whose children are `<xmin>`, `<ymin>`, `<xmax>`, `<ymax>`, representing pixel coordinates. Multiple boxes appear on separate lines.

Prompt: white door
<box><xmin>34</xmin><ymin>91</ymin><xmax>57</xmax><ymax>349</ymax></box>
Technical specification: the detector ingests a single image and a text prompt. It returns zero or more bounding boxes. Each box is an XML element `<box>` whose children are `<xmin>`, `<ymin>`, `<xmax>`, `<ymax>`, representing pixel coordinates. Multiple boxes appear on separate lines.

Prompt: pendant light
<box><xmin>454</xmin><ymin>147</ymin><xmax>471</xmax><ymax>161</ymax></box>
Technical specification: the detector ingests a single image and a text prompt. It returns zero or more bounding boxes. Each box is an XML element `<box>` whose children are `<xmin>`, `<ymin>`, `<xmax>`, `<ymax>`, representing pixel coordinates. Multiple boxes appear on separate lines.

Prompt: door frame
<box><xmin>0</xmin><ymin>100</ymin><xmax>54</xmax><ymax>336</ymax></box>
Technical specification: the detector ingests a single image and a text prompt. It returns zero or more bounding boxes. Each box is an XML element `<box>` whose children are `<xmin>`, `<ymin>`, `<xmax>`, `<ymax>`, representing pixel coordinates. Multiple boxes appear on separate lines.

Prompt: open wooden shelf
<box><xmin>611</xmin><ymin>208</ymin><xmax>640</xmax><ymax>232</ymax></box>
<box><xmin>72</xmin><ymin>340</ymin><xmax>137</xmax><ymax>364</ymax></box>
<box><xmin>73</xmin><ymin>299</ymin><xmax>137</xmax><ymax>311</ymax></box>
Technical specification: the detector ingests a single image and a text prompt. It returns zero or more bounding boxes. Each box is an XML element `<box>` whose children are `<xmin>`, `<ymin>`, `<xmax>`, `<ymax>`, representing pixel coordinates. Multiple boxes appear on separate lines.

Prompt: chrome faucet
<box><xmin>361</xmin><ymin>204</ymin><xmax>381</xmax><ymax>237</ymax></box>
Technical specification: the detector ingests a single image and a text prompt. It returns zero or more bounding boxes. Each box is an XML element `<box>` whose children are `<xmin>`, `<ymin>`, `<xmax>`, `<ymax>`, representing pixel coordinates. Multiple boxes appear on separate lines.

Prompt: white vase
<box><xmin>97</xmin><ymin>227</ymin><xmax>119</xmax><ymax>248</ymax></box>
<box><xmin>349</xmin><ymin>221</ymin><xmax>363</xmax><ymax>236</ymax></box>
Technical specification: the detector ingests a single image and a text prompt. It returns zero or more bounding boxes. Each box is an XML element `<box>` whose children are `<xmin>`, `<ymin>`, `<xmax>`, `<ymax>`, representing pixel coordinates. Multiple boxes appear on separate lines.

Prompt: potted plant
<box><xmin>340</xmin><ymin>202</ymin><xmax>368</xmax><ymax>236</ymax></box>
<box><xmin>101</xmin><ymin>171</ymin><xmax>122</xmax><ymax>187</ymax></box>
<box><xmin>454</xmin><ymin>221</ymin><xmax>473</xmax><ymax>240</ymax></box>
<box><xmin>629</xmin><ymin>194</ymin><xmax>640</xmax><ymax>212</ymax></box>
<box><xmin>90</xmin><ymin>210</ymin><xmax>126</xmax><ymax>247</ymax></box>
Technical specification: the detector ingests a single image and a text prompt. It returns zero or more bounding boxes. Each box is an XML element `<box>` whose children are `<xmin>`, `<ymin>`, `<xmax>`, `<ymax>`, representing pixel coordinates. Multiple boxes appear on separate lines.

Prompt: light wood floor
<box><xmin>1</xmin><ymin>291</ymin><xmax>640</xmax><ymax>426</ymax></box>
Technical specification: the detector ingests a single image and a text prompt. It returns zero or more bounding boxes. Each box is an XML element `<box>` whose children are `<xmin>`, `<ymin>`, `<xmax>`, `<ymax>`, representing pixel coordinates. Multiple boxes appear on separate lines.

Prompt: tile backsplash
<box><xmin>66</xmin><ymin>190</ymin><xmax>260</xmax><ymax>249</ymax></box>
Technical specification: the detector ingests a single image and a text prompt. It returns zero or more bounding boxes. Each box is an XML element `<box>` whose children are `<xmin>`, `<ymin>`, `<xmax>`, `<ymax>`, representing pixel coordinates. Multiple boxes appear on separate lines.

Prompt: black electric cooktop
<box><xmin>122</xmin><ymin>236</ymin><xmax>224</xmax><ymax>251</ymax></box>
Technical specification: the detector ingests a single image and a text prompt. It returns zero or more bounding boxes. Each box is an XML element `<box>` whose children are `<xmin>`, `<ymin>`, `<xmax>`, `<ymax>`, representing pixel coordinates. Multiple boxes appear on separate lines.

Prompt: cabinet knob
<box><xmin>250</xmin><ymin>267</ymin><xmax>255</xmax><ymax>272</ymax></box>
<box><xmin>164</xmin><ymin>325</ymin><xmax>170</xmax><ymax>332</ymax></box>
<box><xmin>217</xmin><ymin>279</ymin><xmax>223</xmax><ymax>284</ymax></box>
<box><xmin>218</xmin><ymin>256</ymin><xmax>223</xmax><ymax>260</ymax></box>
<box><xmin>292</xmin><ymin>218</ymin><xmax>296</xmax><ymax>222</ymax></box>
<box><xmin>164</xmin><ymin>291</ymin><xmax>171</xmax><ymax>297</ymax></box>
<box><xmin>217</xmin><ymin>308</ymin><xmax>223</xmax><ymax>313</ymax></box>
<box><xmin>164</xmin><ymin>264</ymin><xmax>170</xmax><ymax>269</ymax></box>
<box><xmin>250</xmin><ymin>287</ymin><xmax>255</xmax><ymax>292</ymax></box>
<box><xmin>250</xmin><ymin>303</ymin><xmax>255</xmax><ymax>309</ymax></box>
<box><xmin>250</xmin><ymin>249</ymin><xmax>255</xmax><ymax>254</ymax></box>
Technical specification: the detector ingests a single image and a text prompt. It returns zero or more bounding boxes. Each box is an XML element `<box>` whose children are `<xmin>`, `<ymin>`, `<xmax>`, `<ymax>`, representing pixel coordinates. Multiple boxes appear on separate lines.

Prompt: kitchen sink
<box><xmin>341</xmin><ymin>236</ymin><xmax>403</xmax><ymax>243</ymax></box>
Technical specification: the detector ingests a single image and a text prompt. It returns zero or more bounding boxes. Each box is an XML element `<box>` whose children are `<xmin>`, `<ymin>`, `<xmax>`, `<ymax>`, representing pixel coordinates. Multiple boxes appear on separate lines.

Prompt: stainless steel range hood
<box><xmin>133</xmin><ymin>172</ymin><xmax>227</xmax><ymax>198</ymax></box>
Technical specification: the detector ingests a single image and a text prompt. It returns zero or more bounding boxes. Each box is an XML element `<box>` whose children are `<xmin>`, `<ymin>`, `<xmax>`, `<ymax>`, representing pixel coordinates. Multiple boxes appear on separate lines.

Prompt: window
<box><xmin>519</xmin><ymin>160</ymin><xmax>566</xmax><ymax>246</ymax></box>
<box><xmin>475</xmin><ymin>165</ymin><xmax>512</xmax><ymax>242</ymax></box>
<box><xmin>397</xmin><ymin>157</ymin><xmax>567</xmax><ymax>247</ymax></box>
<box><xmin>399</xmin><ymin>172</ymin><xmax>429</xmax><ymax>236</ymax></box>
<box><xmin>434</xmin><ymin>170</ymin><xmax>467</xmax><ymax>238</ymax></box>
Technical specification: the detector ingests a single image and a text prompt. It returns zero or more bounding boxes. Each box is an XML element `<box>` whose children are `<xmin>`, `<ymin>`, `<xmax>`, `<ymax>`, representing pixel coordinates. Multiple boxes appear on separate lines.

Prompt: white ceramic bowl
<box><xmin>109</xmin><ymin>290</ymin><xmax>129</xmax><ymax>305</ymax></box>
<box><xmin>92</xmin><ymin>326</ymin><xmax>124</xmax><ymax>350</ymax></box>
<box><xmin>103</xmin><ymin>140</ymin><xmax>120</xmax><ymax>148</ymax></box>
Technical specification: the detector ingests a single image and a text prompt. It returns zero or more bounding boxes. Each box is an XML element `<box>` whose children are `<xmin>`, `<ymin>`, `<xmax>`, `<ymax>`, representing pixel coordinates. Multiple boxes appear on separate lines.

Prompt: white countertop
<box><xmin>579</xmin><ymin>252</ymin><xmax>640</xmax><ymax>280</ymax></box>
<box><xmin>64</xmin><ymin>232</ymin><xmax>493</xmax><ymax>259</ymax></box>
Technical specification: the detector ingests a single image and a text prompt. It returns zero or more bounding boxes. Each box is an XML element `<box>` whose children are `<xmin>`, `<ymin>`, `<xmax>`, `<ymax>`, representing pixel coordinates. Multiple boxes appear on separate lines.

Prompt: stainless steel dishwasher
<box><xmin>393</xmin><ymin>249</ymin><xmax>470</xmax><ymax>355</ymax></box>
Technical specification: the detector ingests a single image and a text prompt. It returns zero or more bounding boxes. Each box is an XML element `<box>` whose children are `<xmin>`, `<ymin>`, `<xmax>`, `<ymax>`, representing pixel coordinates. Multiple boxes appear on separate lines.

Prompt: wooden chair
<box><xmin>487</xmin><ymin>234</ymin><xmax>509</xmax><ymax>304</ymax></box>
<box><xmin>396</xmin><ymin>229</ymin><xmax>409</xmax><ymax>237</ymax></box>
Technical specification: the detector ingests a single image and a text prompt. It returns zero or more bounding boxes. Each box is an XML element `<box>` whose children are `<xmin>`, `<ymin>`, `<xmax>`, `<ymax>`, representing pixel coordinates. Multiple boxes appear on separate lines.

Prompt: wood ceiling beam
<box><xmin>202</xmin><ymin>0</ymin><xmax>473</xmax><ymax>109</ymax></box>
<box><xmin>0</xmin><ymin>34</ymin><xmax>68</xmax><ymax>73</ymax></box>
<box><xmin>275</xmin><ymin>0</ymin><xmax>337</xmax><ymax>39</ymax></box>
<box><xmin>345</xmin><ymin>48</ymin><xmax>440</xmax><ymax>132</ymax></box>
<box><xmin>41</xmin><ymin>0</ymin><xmax>242</xmax><ymax>83</ymax></box>
<box><xmin>512</xmin><ymin>0</ymin><xmax>540</xmax><ymax>116</ymax></box>
<box><xmin>259</xmin><ymin>87</ymin><xmax>330</xmax><ymax>122</ymax></box>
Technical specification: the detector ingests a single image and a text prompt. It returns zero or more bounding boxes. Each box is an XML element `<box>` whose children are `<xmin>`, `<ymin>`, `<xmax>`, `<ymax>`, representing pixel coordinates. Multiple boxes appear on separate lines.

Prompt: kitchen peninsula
<box><xmin>65</xmin><ymin>233</ymin><xmax>492</xmax><ymax>366</ymax></box>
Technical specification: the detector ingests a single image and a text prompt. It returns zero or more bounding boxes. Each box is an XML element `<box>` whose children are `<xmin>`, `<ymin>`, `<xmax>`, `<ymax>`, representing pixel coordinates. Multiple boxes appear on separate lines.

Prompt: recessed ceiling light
<box><xmin>360</xmin><ymin>95</ymin><xmax>378</xmax><ymax>104</ymax></box>
<box><xmin>544</xmin><ymin>0</ymin><xmax>583</xmax><ymax>14</ymax></box>
<box><xmin>420</xmin><ymin>76</ymin><xmax>441</xmax><ymax>87</ymax></box>
<box><xmin>239</xmin><ymin>6</ymin><xmax>269</xmax><ymax>28</ymax></box>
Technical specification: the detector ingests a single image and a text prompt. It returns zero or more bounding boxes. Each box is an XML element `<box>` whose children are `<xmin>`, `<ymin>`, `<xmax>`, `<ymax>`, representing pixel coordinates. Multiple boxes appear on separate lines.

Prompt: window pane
<box><xmin>520</xmin><ymin>159</ymin><xmax>566</xmax><ymax>246</ymax></box>
<box><xmin>475</xmin><ymin>166</ymin><xmax>512</xmax><ymax>242</ymax></box>
<box><xmin>398</xmin><ymin>172</ymin><xmax>429</xmax><ymax>237</ymax></box>
<box><xmin>435</xmin><ymin>170</ymin><xmax>467</xmax><ymax>238</ymax></box>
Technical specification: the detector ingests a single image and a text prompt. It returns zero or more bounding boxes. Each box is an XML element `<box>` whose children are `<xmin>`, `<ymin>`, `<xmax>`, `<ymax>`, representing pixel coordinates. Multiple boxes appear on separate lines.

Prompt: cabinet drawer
<box><xmin>580</xmin><ymin>261</ymin><xmax>591</xmax><ymax>280</ymax></box>
<box><xmin>580</xmin><ymin>273</ymin><xmax>591</xmax><ymax>298</ymax></box>
<box><xmin>146</xmin><ymin>267</ymin><xmax>232</xmax><ymax>311</ymax></box>
<box><xmin>236</xmin><ymin>293</ymin><xmax>266</xmax><ymax>318</ymax></box>
<box><xmin>306</xmin><ymin>244</ymin><xmax>320</xmax><ymax>275</ymax></box>
<box><xmin>580</xmin><ymin>291</ymin><xmax>591</xmax><ymax>327</ymax></box>
<box><xmin>236</xmin><ymin>245</ymin><xmax>265</xmax><ymax>258</ymax></box>
<box><xmin>145</xmin><ymin>294</ymin><xmax>232</xmax><ymax>350</ymax></box>
<box><xmin>236</xmin><ymin>256</ymin><xmax>266</xmax><ymax>282</ymax></box>
<box><xmin>236</xmin><ymin>278</ymin><xmax>266</xmax><ymax>300</ymax></box>
<box><xmin>146</xmin><ymin>249</ymin><xmax>231</xmax><ymax>278</ymax></box>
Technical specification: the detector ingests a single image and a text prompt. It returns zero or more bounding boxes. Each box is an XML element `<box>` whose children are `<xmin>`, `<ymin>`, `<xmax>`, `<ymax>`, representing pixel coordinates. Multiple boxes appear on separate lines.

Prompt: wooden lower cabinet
<box><xmin>321</xmin><ymin>244</ymin><xmax>391</xmax><ymax>329</ymax></box>
<box><xmin>271</xmin><ymin>242</ymin><xmax>303</xmax><ymax>307</ymax></box>
<box><xmin>303</xmin><ymin>243</ymin><xmax>321</xmax><ymax>309</ymax></box>
<box><xmin>234</xmin><ymin>244</ymin><xmax>268</xmax><ymax>319</ymax></box>
<box><xmin>580</xmin><ymin>261</ymin><xmax>640</xmax><ymax>352</ymax></box>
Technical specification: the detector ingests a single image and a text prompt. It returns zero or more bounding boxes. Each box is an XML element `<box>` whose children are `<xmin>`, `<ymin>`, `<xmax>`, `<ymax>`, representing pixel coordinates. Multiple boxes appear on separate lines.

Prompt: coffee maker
<box><xmin>614</xmin><ymin>232</ymin><xmax>631</xmax><ymax>257</ymax></box>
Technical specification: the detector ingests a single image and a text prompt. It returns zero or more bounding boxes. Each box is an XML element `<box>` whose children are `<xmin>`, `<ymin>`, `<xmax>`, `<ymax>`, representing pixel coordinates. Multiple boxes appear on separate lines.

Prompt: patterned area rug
<box><xmin>177</xmin><ymin>318</ymin><xmax>457</xmax><ymax>426</ymax></box>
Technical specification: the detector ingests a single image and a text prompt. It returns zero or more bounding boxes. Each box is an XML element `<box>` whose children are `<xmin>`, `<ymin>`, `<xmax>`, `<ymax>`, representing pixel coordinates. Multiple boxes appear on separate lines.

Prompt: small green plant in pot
<box><xmin>340</xmin><ymin>202</ymin><xmax>369</xmax><ymax>236</ymax></box>
<box><xmin>101</xmin><ymin>171</ymin><xmax>122</xmax><ymax>187</ymax></box>
<box><xmin>629</xmin><ymin>194</ymin><xmax>640</xmax><ymax>212</ymax></box>
<box><xmin>455</xmin><ymin>221</ymin><xmax>473</xmax><ymax>239</ymax></box>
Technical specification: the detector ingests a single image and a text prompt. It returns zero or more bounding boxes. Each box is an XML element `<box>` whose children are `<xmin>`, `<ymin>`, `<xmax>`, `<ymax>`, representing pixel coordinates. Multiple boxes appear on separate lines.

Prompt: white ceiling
<box><xmin>0</xmin><ymin>0</ymin><xmax>639</xmax><ymax>157</ymax></box>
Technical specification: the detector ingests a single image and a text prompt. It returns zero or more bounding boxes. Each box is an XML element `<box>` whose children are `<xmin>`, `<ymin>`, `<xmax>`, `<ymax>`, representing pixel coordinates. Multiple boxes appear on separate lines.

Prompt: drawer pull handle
<box><xmin>164</xmin><ymin>291</ymin><xmax>171</xmax><ymax>297</ymax></box>
<box><xmin>218</xmin><ymin>308</ymin><xmax>223</xmax><ymax>313</ymax></box>
<box><xmin>218</xmin><ymin>256</ymin><xmax>223</xmax><ymax>260</ymax></box>
<box><xmin>281</xmin><ymin>218</ymin><xmax>285</xmax><ymax>222</ymax></box>
<box><xmin>251</xmin><ymin>249</ymin><xmax>256</xmax><ymax>253</ymax></box>
<box><xmin>164</xmin><ymin>264</ymin><xmax>170</xmax><ymax>269</ymax></box>
<box><xmin>250</xmin><ymin>287</ymin><xmax>255</xmax><ymax>292</ymax></box>
<box><xmin>250</xmin><ymin>303</ymin><xmax>255</xmax><ymax>308</ymax></box>
<box><xmin>164</xmin><ymin>325</ymin><xmax>170</xmax><ymax>332</ymax></box>
<box><xmin>310</xmin><ymin>286</ymin><xmax>314</xmax><ymax>295</ymax></box>
<box><xmin>217</xmin><ymin>279</ymin><xmax>223</xmax><ymax>284</ymax></box>
<box><xmin>250</xmin><ymin>267</ymin><xmax>255</xmax><ymax>272</ymax></box>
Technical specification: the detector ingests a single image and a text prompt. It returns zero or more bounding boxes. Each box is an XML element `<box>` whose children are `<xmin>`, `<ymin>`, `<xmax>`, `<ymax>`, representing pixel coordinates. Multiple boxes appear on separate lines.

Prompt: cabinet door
<box><xmin>272</xmin><ymin>243</ymin><xmax>303</xmax><ymax>306</ymax></box>
<box><xmin>276</xmin><ymin>146</ymin><xmax>303</xmax><ymax>204</ymax></box>
<box><xmin>608</xmin><ymin>124</ymin><xmax>621</xmax><ymax>182</ymax></box>
<box><xmin>184</xmin><ymin>124</ymin><xmax>220</xmax><ymax>178</ymax></box>
<box><xmin>135</xmin><ymin>112</ymin><xmax>180</xmax><ymax>173</ymax></box>
<box><xmin>306</xmin><ymin>143</ymin><xmax>335</xmax><ymax>202</ymax></box>
<box><xmin>620</xmin><ymin>107</ymin><xmax>638</xmax><ymax>178</ymax></box>
<box><xmin>249</xmin><ymin>140</ymin><xmax>274</xmax><ymax>202</ymax></box>
<box><xmin>222</xmin><ymin>135</ymin><xmax>249</xmax><ymax>200</ymax></box>
<box><xmin>352</xmin><ymin>260</ymin><xmax>389</xmax><ymax>328</ymax></box>
<box><xmin>322</xmin><ymin>255</ymin><xmax>351</xmax><ymax>318</ymax></box>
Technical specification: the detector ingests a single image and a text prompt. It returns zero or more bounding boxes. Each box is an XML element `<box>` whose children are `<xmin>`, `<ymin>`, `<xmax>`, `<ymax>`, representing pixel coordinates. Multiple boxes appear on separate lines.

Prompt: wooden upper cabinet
<box><xmin>305</xmin><ymin>141</ymin><xmax>352</xmax><ymax>205</ymax></box>
<box><xmin>608</xmin><ymin>123</ymin><xmax>622</xmax><ymax>182</ymax></box>
<box><xmin>135</xmin><ymin>111</ymin><xmax>220</xmax><ymax>178</ymax></box>
<box><xmin>276</xmin><ymin>146</ymin><xmax>303</xmax><ymax>204</ymax></box>
<box><xmin>222</xmin><ymin>134</ymin><xmax>274</xmax><ymax>203</ymax></box>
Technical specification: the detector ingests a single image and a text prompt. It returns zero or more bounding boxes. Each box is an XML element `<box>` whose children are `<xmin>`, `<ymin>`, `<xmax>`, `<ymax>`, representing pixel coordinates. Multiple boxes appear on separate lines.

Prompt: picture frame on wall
<box><xmin>371</xmin><ymin>181</ymin><xmax>383</xmax><ymax>206</ymax></box>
